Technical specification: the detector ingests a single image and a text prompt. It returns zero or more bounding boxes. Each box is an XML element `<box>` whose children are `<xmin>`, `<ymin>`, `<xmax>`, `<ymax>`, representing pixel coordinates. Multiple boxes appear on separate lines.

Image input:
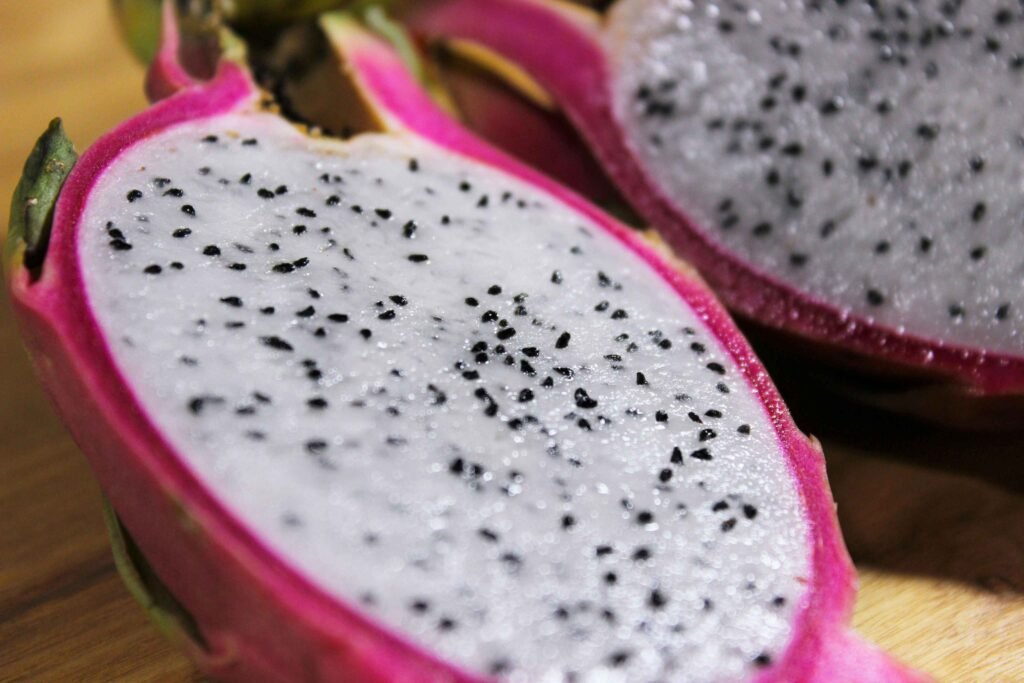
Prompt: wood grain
<box><xmin>0</xmin><ymin>2</ymin><xmax>1021</xmax><ymax>681</ymax></box>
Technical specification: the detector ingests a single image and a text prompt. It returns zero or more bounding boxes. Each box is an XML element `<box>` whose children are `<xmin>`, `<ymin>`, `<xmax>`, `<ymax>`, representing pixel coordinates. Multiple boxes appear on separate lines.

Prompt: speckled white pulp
<box><xmin>80</xmin><ymin>112</ymin><xmax>809</xmax><ymax>682</ymax></box>
<box><xmin>611</xmin><ymin>0</ymin><xmax>1024</xmax><ymax>354</ymax></box>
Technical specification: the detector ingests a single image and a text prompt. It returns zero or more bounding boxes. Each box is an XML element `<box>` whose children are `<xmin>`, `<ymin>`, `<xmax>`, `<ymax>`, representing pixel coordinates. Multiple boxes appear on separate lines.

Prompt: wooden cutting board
<box><xmin>1</xmin><ymin>2</ymin><xmax>1021</xmax><ymax>680</ymax></box>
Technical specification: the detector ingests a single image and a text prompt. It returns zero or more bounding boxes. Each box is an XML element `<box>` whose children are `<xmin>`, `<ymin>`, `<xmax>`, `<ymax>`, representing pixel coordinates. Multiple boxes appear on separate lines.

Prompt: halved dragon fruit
<box><xmin>5</xmin><ymin>15</ymin><xmax>920</xmax><ymax>683</ymax></box>
<box><xmin>408</xmin><ymin>0</ymin><xmax>1024</xmax><ymax>423</ymax></box>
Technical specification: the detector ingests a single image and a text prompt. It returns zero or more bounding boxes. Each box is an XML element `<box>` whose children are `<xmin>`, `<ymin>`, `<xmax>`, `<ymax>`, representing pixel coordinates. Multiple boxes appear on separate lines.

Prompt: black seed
<box><xmin>574</xmin><ymin>388</ymin><xmax>598</xmax><ymax>409</ymax></box>
<box><xmin>143</xmin><ymin>264</ymin><xmax>162</xmax><ymax>275</ymax></box>
<box><xmin>780</xmin><ymin>142</ymin><xmax>803</xmax><ymax>156</ymax></box>
<box><xmin>522</xmin><ymin>347</ymin><xmax>539</xmax><ymax>357</ymax></box>
<box><xmin>181</xmin><ymin>204</ymin><xmax>196</xmax><ymax>216</ymax></box>
<box><xmin>636</xmin><ymin>372</ymin><xmax>648</xmax><ymax>386</ymax></box>
<box><xmin>518</xmin><ymin>389</ymin><xmax>534</xmax><ymax>402</ymax></box>
<box><xmin>481</xmin><ymin>310</ymin><xmax>498</xmax><ymax>323</ymax></box>
<box><xmin>408</xmin><ymin>254</ymin><xmax>429</xmax><ymax>263</ymax></box>
<box><xmin>163</xmin><ymin>188</ymin><xmax>184</xmax><ymax>197</ymax></box>
<box><xmin>260</xmin><ymin>336</ymin><xmax>293</xmax><ymax>351</ymax></box>
<box><xmin>228</xmin><ymin>263</ymin><xmax>246</xmax><ymax>271</ymax></box>
<box><xmin>874</xmin><ymin>240</ymin><xmax>891</xmax><ymax>255</ymax></box>
<box><xmin>296</xmin><ymin>306</ymin><xmax>315</xmax><ymax>318</ymax></box>
<box><xmin>789</xmin><ymin>252</ymin><xmax>808</xmax><ymax>267</ymax></box>
<box><xmin>970</xmin><ymin>246</ymin><xmax>987</xmax><ymax>261</ymax></box>
<box><xmin>496</xmin><ymin>327</ymin><xmax>516</xmax><ymax>340</ymax></box>
<box><xmin>690</xmin><ymin>448</ymin><xmax>712</xmax><ymax>461</ymax></box>
<box><xmin>721</xmin><ymin>518</ymin><xmax>737</xmax><ymax>532</ymax></box>
<box><xmin>820</xmin><ymin>97</ymin><xmax>843</xmax><ymax>115</ymax></box>
<box><xmin>610</xmin><ymin>309</ymin><xmax>628</xmax><ymax>319</ymax></box>
<box><xmin>328</xmin><ymin>313</ymin><xmax>348</xmax><ymax>323</ymax></box>
<box><xmin>738</xmin><ymin>424</ymin><xmax>751</xmax><ymax>435</ymax></box>
<box><xmin>655</xmin><ymin>411</ymin><xmax>668</xmax><ymax>422</ymax></box>
<box><xmin>866</xmin><ymin>289</ymin><xmax>885</xmax><ymax>306</ymax></box>
<box><xmin>326</xmin><ymin>195</ymin><xmax>341</xmax><ymax>206</ymax></box>
<box><xmin>971</xmin><ymin>202</ymin><xmax>987</xmax><ymax>222</ymax></box>
<box><xmin>220</xmin><ymin>296</ymin><xmax>243</xmax><ymax>307</ymax></box>
<box><xmin>648</xmin><ymin>589</ymin><xmax>668</xmax><ymax>609</ymax></box>
<box><xmin>378</xmin><ymin>310</ymin><xmax>397</xmax><ymax>321</ymax></box>
<box><xmin>550</xmin><ymin>270</ymin><xmax>563</xmax><ymax>284</ymax></box>
<box><xmin>670</xmin><ymin>447</ymin><xmax>683</xmax><ymax>464</ymax></box>
<box><xmin>743</xmin><ymin>504</ymin><xmax>758</xmax><ymax>519</ymax></box>
<box><xmin>765</xmin><ymin>168</ymin><xmax>780</xmax><ymax>186</ymax></box>
<box><xmin>996</xmin><ymin>304</ymin><xmax>1011</xmax><ymax>320</ymax></box>
<box><xmin>858</xmin><ymin>156</ymin><xmax>879</xmax><ymax>172</ymax></box>
<box><xmin>172</xmin><ymin>228</ymin><xmax>192</xmax><ymax>238</ymax></box>
<box><xmin>658</xmin><ymin>468</ymin><xmax>673</xmax><ymax>483</ymax></box>
<box><xmin>636</xmin><ymin>510</ymin><xmax>654</xmax><ymax>525</ymax></box>
<box><xmin>203</xmin><ymin>245</ymin><xmax>221</xmax><ymax>256</ymax></box>
<box><xmin>608</xmin><ymin>651</ymin><xmax>631</xmax><ymax>668</ymax></box>
<box><xmin>949</xmin><ymin>303</ymin><xmax>965</xmax><ymax>318</ymax></box>
<box><xmin>109</xmin><ymin>239</ymin><xmax>132</xmax><ymax>251</ymax></box>
<box><xmin>169</xmin><ymin>262</ymin><xmax>184</xmax><ymax>270</ymax></box>
<box><xmin>308</xmin><ymin>397</ymin><xmax>328</xmax><ymax>409</ymax></box>
<box><xmin>561</xmin><ymin>514</ymin><xmax>576</xmax><ymax>529</ymax></box>
<box><xmin>126</xmin><ymin>189</ymin><xmax>143</xmax><ymax>202</ymax></box>
<box><xmin>699</xmin><ymin>428</ymin><xmax>717</xmax><ymax>441</ymax></box>
<box><xmin>488</xmin><ymin>284</ymin><xmax>502</xmax><ymax>295</ymax></box>
<box><xmin>915</xmin><ymin>123</ymin><xmax>940</xmax><ymax>141</ymax></box>
<box><xmin>555</xmin><ymin>332</ymin><xmax>571</xmax><ymax>349</ymax></box>
<box><xmin>360</xmin><ymin>329</ymin><xmax>372</xmax><ymax>339</ymax></box>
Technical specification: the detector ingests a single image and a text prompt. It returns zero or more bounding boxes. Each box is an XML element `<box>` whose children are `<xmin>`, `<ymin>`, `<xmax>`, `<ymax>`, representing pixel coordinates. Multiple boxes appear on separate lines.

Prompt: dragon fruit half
<box><xmin>5</xmin><ymin>13</ymin><xmax>921</xmax><ymax>683</ymax></box>
<box><xmin>409</xmin><ymin>0</ymin><xmax>1024</xmax><ymax>424</ymax></box>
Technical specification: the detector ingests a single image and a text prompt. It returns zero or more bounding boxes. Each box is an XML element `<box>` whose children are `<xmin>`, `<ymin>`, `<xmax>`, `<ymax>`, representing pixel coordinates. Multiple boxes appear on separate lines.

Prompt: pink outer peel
<box><xmin>438</xmin><ymin>48</ymin><xmax>622</xmax><ymax>204</ymax></box>
<box><xmin>4</xmin><ymin>21</ymin><xmax>921</xmax><ymax>683</ymax></box>
<box><xmin>408</xmin><ymin>0</ymin><xmax>1024</xmax><ymax>400</ymax></box>
<box><xmin>144</xmin><ymin>0</ymin><xmax>198</xmax><ymax>102</ymax></box>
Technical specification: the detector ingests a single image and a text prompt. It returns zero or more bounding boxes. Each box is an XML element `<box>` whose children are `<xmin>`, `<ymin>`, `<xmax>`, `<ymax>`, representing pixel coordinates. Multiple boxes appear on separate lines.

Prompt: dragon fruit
<box><xmin>5</xmin><ymin>13</ymin><xmax>920</xmax><ymax>683</ymax></box>
<box><xmin>408</xmin><ymin>0</ymin><xmax>1024</xmax><ymax>422</ymax></box>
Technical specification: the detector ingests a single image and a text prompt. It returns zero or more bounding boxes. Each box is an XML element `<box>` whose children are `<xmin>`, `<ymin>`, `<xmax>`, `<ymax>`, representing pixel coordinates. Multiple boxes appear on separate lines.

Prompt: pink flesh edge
<box><xmin>7</xmin><ymin>61</ymin><xmax>487</xmax><ymax>683</ymax></box>
<box><xmin>334</xmin><ymin>24</ymin><xmax>926</xmax><ymax>683</ymax></box>
<box><xmin>409</xmin><ymin>0</ymin><xmax>1024</xmax><ymax>398</ymax></box>
<box><xmin>144</xmin><ymin>0</ymin><xmax>198</xmax><ymax>102</ymax></box>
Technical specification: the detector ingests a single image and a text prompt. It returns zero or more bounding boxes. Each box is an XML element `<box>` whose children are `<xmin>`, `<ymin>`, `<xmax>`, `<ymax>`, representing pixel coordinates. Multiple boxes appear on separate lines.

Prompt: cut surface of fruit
<box><xmin>5</xmin><ymin>16</ymin><xmax>918</xmax><ymax>683</ymax></box>
<box><xmin>82</xmin><ymin>114</ymin><xmax>808</xmax><ymax>679</ymax></box>
<box><xmin>409</xmin><ymin>0</ymin><xmax>1024</xmax><ymax>399</ymax></box>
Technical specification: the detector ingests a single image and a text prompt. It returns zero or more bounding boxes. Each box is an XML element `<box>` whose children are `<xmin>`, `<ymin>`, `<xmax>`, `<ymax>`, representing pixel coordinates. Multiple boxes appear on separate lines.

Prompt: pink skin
<box><xmin>4</xmin><ymin>21</ymin><xmax>922</xmax><ymax>683</ymax></box>
<box><xmin>440</xmin><ymin>53</ymin><xmax>621</xmax><ymax>204</ymax></box>
<box><xmin>144</xmin><ymin>0</ymin><xmax>198</xmax><ymax>102</ymax></box>
<box><xmin>408</xmin><ymin>0</ymin><xmax>1024</xmax><ymax>398</ymax></box>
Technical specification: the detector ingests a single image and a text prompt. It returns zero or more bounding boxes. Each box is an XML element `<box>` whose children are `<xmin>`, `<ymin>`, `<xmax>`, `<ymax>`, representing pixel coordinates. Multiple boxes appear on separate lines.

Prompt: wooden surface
<box><xmin>0</xmin><ymin>2</ymin><xmax>1021</xmax><ymax>681</ymax></box>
